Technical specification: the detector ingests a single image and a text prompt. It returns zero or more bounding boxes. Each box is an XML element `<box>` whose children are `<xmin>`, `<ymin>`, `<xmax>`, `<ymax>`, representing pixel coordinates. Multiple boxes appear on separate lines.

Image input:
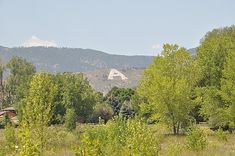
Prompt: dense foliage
<box><xmin>18</xmin><ymin>73</ymin><xmax>58</xmax><ymax>155</ymax></box>
<box><xmin>137</xmin><ymin>44</ymin><xmax>199</xmax><ymax>134</ymax></box>
<box><xmin>104</xmin><ymin>87</ymin><xmax>135</xmax><ymax>117</ymax></box>
<box><xmin>186</xmin><ymin>125</ymin><xmax>208</xmax><ymax>151</ymax></box>
<box><xmin>76</xmin><ymin>118</ymin><xmax>161</xmax><ymax>156</ymax></box>
<box><xmin>195</xmin><ymin>26</ymin><xmax>235</xmax><ymax>129</ymax></box>
<box><xmin>196</xmin><ymin>26</ymin><xmax>235</xmax><ymax>87</ymax></box>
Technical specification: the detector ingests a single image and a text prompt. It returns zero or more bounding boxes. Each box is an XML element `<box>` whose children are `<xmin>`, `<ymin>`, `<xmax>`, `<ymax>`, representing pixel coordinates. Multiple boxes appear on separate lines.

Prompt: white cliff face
<box><xmin>108</xmin><ymin>69</ymin><xmax>128</xmax><ymax>80</ymax></box>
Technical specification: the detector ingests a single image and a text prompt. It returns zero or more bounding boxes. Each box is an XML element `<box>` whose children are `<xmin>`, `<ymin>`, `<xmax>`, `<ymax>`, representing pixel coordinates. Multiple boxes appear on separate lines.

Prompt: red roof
<box><xmin>0</xmin><ymin>111</ymin><xmax>6</xmax><ymax>116</ymax></box>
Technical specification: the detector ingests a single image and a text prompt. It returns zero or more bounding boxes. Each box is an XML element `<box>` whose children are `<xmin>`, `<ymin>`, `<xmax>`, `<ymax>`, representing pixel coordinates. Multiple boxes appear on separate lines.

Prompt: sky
<box><xmin>0</xmin><ymin>0</ymin><xmax>234</xmax><ymax>56</ymax></box>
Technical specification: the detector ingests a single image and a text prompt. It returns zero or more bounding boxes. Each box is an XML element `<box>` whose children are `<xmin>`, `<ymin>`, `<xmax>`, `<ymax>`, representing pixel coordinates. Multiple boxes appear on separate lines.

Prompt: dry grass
<box><xmin>0</xmin><ymin>129</ymin><xmax>6</xmax><ymax>155</ymax></box>
<box><xmin>0</xmin><ymin>125</ymin><xmax>235</xmax><ymax>156</ymax></box>
<box><xmin>160</xmin><ymin>133</ymin><xmax>235</xmax><ymax>156</ymax></box>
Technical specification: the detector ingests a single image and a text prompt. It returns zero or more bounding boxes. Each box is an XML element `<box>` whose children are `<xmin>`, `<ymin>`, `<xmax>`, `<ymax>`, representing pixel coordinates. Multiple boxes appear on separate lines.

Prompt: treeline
<box><xmin>0</xmin><ymin>56</ymin><xmax>135</xmax><ymax>129</ymax></box>
<box><xmin>0</xmin><ymin>55</ymin><xmax>142</xmax><ymax>154</ymax></box>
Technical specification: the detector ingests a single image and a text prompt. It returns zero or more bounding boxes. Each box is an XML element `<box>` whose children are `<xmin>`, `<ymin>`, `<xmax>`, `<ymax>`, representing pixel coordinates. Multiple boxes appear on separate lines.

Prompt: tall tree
<box><xmin>198</xmin><ymin>51</ymin><xmax>235</xmax><ymax>128</ymax></box>
<box><xmin>220</xmin><ymin>50</ymin><xmax>235</xmax><ymax>128</ymax></box>
<box><xmin>195</xmin><ymin>26</ymin><xmax>235</xmax><ymax>129</ymax></box>
<box><xmin>62</xmin><ymin>73</ymin><xmax>96</xmax><ymax>122</ymax></box>
<box><xmin>196</xmin><ymin>26</ymin><xmax>235</xmax><ymax>87</ymax></box>
<box><xmin>137</xmin><ymin>44</ymin><xmax>199</xmax><ymax>134</ymax></box>
<box><xmin>6</xmin><ymin>56</ymin><xmax>36</xmax><ymax>105</ymax></box>
<box><xmin>18</xmin><ymin>73</ymin><xmax>58</xmax><ymax>155</ymax></box>
<box><xmin>0</xmin><ymin>58</ymin><xmax>5</xmax><ymax>109</ymax></box>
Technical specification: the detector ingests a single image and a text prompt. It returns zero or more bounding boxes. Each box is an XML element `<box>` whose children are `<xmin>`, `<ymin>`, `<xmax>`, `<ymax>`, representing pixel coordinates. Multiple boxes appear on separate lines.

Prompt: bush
<box><xmin>17</xmin><ymin>123</ymin><xmax>40</xmax><ymax>156</ymax></box>
<box><xmin>186</xmin><ymin>125</ymin><xmax>208</xmax><ymax>151</ymax></box>
<box><xmin>4</xmin><ymin>124</ymin><xmax>17</xmax><ymax>153</ymax></box>
<box><xmin>91</xmin><ymin>103</ymin><xmax>114</xmax><ymax>123</ymax></box>
<box><xmin>75</xmin><ymin>117</ymin><xmax>161</xmax><ymax>156</ymax></box>
<box><xmin>119</xmin><ymin>100</ymin><xmax>134</xmax><ymax>119</ymax></box>
<box><xmin>65</xmin><ymin>109</ymin><xmax>77</xmax><ymax>131</ymax></box>
<box><xmin>216</xmin><ymin>128</ymin><xmax>227</xmax><ymax>142</ymax></box>
<box><xmin>1</xmin><ymin>114</ymin><xmax>11</xmax><ymax>127</ymax></box>
<box><xmin>0</xmin><ymin>117</ymin><xmax>15</xmax><ymax>154</ymax></box>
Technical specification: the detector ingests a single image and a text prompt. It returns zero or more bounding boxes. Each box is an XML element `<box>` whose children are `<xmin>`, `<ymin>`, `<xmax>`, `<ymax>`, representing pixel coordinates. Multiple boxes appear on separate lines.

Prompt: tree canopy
<box><xmin>137</xmin><ymin>44</ymin><xmax>199</xmax><ymax>134</ymax></box>
<box><xmin>196</xmin><ymin>26</ymin><xmax>235</xmax><ymax>87</ymax></box>
<box><xmin>104</xmin><ymin>87</ymin><xmax>135</xmax><ymax>117</ymax></box>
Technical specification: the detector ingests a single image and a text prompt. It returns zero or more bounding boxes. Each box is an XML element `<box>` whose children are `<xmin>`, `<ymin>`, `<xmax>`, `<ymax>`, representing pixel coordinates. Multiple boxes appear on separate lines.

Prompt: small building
<box><xmin>0</xmin><ymin>107</ymin><xmax>18</xmax><ymax>125</ymax></box>
<box><xmin>0</xmin><ymin>107</ymin><xmax>17</xmax><ymax>118</ymax></box>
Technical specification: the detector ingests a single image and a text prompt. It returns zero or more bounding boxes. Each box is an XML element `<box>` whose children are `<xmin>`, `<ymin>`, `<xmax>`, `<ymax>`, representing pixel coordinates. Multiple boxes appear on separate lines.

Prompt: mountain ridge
<box><xmin>0</xmin><ymin>46</ymin><xmax>197</xmax><ymax>93</ymax></box>
<box><xmin>0</xmin><ymin>46</ymin><xmax>153</xmax><ymax>72</ymax></box>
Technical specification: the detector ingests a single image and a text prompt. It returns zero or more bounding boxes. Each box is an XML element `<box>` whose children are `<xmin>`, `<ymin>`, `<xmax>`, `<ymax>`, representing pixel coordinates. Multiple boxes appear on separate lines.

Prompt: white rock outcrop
<box><xmin>108</xmin><ymin>69</ymin><xmax>128</xmax><ymax>80</ymax></box>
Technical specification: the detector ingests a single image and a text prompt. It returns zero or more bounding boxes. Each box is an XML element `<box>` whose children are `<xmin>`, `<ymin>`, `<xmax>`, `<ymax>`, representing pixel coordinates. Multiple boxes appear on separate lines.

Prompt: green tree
<box><xmin>18</xmin><ymin>73</ymin><xmax>57</xmax><ymax>155</ymax></box>
<box><xmin>6</xmin><ymin>56</ymin><xmax>36</xmax><ymax>106</ymax></box>
<box><xmin>137</xmin><ymin>44</ymin><xmax>199</xmax><ymax>134</ymax></box>
<box><xmin>197</xmin><ymin>87</ymin><xmax>229</xmax><ymax>128</ymax></box>
<box><xmin>62</xmin><ymin>73</ymin><xmax>96</xmax><ymax>122</ymax></box>
<box><xmin>105</xmin><ymin>87</ymin><xmax>135</xmax><ymax>115</ymax></box>
<box><xmin>42</xmin><ymin>73</ymin><xmax>97</xmax><ymax>125</ymax></box>
<box><xmin>220</xmin><ymin>50</ymin><xmax>235</xmax><ymax>129</ymax></box>
<box><xmin>195</xmin><ymin>26</ymin><xmax>235</xmax><ymax>129</ymax></box>
<box><xmin>130</xmin><ymin>93</ymin><xmax>155</xmax><ymax>123</ymax></box>
<box><xmin>49</xmin><ymin>73</ymin><xmax>67</xmax><ymax>124</ymax></box>
<box><xmin>196</xmin><ymin>26</ymin><xmax>235</xmax><ymax>87</ymax></box>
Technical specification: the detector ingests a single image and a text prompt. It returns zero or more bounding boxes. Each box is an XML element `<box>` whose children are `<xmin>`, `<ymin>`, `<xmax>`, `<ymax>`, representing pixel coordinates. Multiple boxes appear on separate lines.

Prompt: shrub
<box><xmin>65</xmin><ymin>109</ymin><xmax>77</xmax><ymax>131</ymax></box>
<box><xmin>17</xmin><ymin>123</ymin><xmax>40</xmax><ymax>156</ymax></box>
<box><xmin>186</xmin><ymin>125</ymin><xmax>208</xmax><ymax>151</ymax></box>
<box><xmin>76</xmin><ymin>117</ymin><xmax>161</xmax><ymax>156</ymax></box>
<box><xmin>91</xmin><ymin>103</ymin><xmax>114</xmax><ymax>123</ymax></box>
<box><xmin>216</xmin><ymin>128</ymin><xmax>227</xmax><ymax>142</ymax></box>
<box><xmin>119</xmin><ymin>100</ymin><xmax>134</xmax><ymax>119</ymax></box>
<box><xmin>2</xmin><ymin>114</ymin><xmax>11</xmax><ymax>126</ymax></box>
<box><xmin>4</xmin><ymin>124</ymin><xmax>17</xmax><ymax>153</ymax></box>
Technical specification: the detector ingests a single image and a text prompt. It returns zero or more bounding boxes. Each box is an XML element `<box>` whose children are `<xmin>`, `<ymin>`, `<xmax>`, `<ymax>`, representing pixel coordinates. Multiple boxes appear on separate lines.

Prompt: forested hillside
<box><xmin>0</xmin><ymin>46</ymin><xmax>153</xmax><ymax>72</ymax></box>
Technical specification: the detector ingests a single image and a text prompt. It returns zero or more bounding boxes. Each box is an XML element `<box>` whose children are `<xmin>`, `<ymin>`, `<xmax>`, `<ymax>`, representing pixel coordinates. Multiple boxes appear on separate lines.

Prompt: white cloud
<box><xmin>22</xmin><ymin>36</ymin><xmax>57</xmax><ymax>47</ymax></box>
<box><xmin>152</xmin><ymin>44</ymin><xmax>162</xmax><ymax>50</ymax></box>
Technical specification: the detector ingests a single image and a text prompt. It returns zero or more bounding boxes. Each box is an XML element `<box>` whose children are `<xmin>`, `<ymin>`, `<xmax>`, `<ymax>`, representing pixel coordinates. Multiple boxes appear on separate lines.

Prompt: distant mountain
<box><xmin>0</xmin><ymin>46</ymin><xmax>153</xmax><ymax>72</ymax></box>
<box><xmin>188</xmin><ymin>48</ymin><xmax>196</xmax><ymax>56</ymax></box>
<box><xmin>0</xmin><ymin>46</ymin><xmax>196</xmax><ymax>93</ymax></box>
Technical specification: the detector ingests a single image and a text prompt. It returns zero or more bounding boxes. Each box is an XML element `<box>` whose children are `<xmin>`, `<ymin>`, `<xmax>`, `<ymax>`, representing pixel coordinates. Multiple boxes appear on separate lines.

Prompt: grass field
<box><xmin>160</xmin><ymin>134</ymin><xmax>235</xmax><ymax>156</ymax></box>
<box><xmin>0</xmin><ymin>124</ymin><xmax>235</xmax><ymax>156</ymax></box>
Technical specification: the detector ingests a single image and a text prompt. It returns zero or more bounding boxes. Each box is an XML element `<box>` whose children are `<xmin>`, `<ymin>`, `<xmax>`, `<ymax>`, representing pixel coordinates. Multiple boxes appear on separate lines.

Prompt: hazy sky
<box><xmin>0</xmin><ymin>0</ymin><xmax>234</xmax><ymax>56</ymax></box>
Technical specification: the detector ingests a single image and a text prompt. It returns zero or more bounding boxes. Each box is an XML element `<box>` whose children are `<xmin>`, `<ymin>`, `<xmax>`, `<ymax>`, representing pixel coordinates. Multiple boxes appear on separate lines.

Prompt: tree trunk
<box><xmin>0</xmin><ymin>70</ymin><xmax>3</xmax><ymax>110</ymax></box>
<box><xmin>176</xmin><ymin>122</ymin><xmax>180</xmax><ymax>134</ymax></box>
<box><xmin>173</xmin><ymin>125</ymin><xmax>177</xmax><ymax>135</ymax></box>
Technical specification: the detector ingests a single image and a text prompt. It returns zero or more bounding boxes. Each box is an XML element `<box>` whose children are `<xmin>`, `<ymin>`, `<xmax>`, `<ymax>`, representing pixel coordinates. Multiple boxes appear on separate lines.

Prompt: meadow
<box><xmin>0</xmin><ymin>122</ymin><xmax>234</xmax><ymax>156</ymax></box>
